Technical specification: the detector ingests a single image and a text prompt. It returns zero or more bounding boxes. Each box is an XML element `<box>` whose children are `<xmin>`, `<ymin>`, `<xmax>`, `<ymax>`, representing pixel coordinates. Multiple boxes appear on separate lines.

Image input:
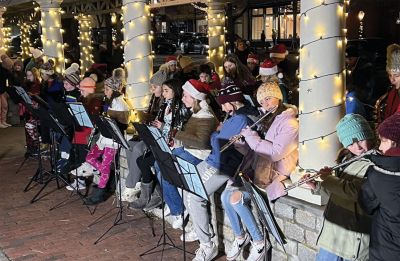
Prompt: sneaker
<box><xmin>0</xmin><ymin>123</ymin><xmax>8</xmax><ymax>128</ymax></box>
<box><xmin>3</xmin><ymin>122</ymin><xmax>11</xmax><ymax>127</ymax></box>
<box><xmin>171</xmin><ymin>215</ymin><xmax>183</xmax><ymax>229</ymax></box>
<box><xmin>192</xmin><ymin>242</ymin><xmax>218</xmax><ymax>261</ymax></box>
<box><xmin>70</xmin><ymin>162</ymin><xmax>98</xmax><ymax>177</ymax></box>
<box><xmin>246</xmin><ymin>241</ymin><xmax>268</xmax><ymax>261</ymax></box>
<box><xmin>180</xmin><ymin>227</ymin><xmax>199</xmax><ymax>242</ymax></box>
<box><xmin>226</xmin><ymin>233</ymin><xmax>250</xmax><ymax>261</ymax></box>
<box><xmin>121</xmin><ymin>186</ymin><xmax>141</xmax><ymax>202</ymax></box>
<box><xmin>66</xmin><ymin>180</ymin><xmax>86</xmax><ymax>191</ymax></box>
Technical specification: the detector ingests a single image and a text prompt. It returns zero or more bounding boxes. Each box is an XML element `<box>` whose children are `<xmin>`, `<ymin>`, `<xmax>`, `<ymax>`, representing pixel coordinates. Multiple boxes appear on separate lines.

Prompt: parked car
<box><xmin>152</xmin><ymin>37</ymin><xmax>177</xmax><ymax>54</ymax></box>
<box><xmin>180</xmin><ymin>37</ymin><xmax>209</xmax><ymax>55</ymax></box>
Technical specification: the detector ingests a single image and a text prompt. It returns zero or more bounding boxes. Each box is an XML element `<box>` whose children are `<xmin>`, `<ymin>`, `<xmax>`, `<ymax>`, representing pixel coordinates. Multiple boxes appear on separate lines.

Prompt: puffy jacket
<box><xmin>359</xmin><ymin>152</ymin><xmax>400</xmax><ymax>261</ymax></box>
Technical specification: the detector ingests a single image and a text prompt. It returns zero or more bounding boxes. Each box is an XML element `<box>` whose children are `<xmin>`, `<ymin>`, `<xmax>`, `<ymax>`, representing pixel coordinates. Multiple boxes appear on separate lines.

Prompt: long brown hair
<box><xmin>222</xmin><ymin>54</ymin><xmax>255</xmax><ymax>85</ymax></box>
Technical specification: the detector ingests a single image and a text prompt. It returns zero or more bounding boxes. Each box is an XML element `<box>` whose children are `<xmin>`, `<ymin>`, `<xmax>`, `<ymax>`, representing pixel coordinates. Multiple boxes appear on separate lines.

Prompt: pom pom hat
<box><xmin>259</xmin><ymin>59</ymin><xmax>278</xmax><ymax>76</ymax></box>
<box><xmin>386</xmin><ymin>44</ymin><xmax>400</xmax><ymax>73</ymax></box>
<box><xmin>29</xmin><ymin>47</ymin><xmax>43</xmax><ymax>59</ymax></box>
<box><xmin>104</xmin><ymin>77</ymin><xmax>122</xmax><ymax>92</ymax></box>
<box><xmin>336</xmin><ymin>113</ymin><xmax>374</xmax><ymax>148</ymax></box>
<box><xmin>79</xmin><ymin>77</ymin><xmax>96</xmax><ymax>89</ymax></box>
<box><xmin>150</xmin><ymin>70</ymin><xmax>168</xmax><ymax>87</ymax></box>
<box><xmin>270</xmin><ymin>44</ymin><xmax>288</xmax><ymax>59</ymax></box>
<box><xmin>182</xmin><ymin>79</ymin><xmax>210</xmax><ymax>101</ymax></box>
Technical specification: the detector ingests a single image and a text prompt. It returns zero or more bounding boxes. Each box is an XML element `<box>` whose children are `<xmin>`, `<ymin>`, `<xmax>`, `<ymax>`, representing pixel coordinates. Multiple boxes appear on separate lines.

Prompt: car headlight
<box><xmin>205</xmin><ymin>45</ymin><xmax>209</xmax><ymax>49</ymax></box>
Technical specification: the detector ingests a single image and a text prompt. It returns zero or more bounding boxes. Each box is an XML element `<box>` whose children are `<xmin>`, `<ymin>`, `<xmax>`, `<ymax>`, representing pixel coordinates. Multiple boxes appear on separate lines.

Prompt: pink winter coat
<box><xmin>240</xmin><ymin>105</ymin><xmax>299</xmax><ymax>200</ymax></box>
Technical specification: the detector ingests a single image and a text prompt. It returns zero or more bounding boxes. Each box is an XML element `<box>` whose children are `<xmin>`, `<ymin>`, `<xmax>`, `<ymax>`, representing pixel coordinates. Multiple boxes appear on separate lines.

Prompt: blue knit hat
<box><xmin>336</xmin><ymin>114</ymin><xmax>374</xmax><ymax>148</ymax></box>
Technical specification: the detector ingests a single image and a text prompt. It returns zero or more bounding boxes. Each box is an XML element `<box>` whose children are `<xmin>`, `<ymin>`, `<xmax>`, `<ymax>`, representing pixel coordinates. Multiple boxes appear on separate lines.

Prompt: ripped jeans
<box><xmin>221</xmin><ymin>185</ymin><xmax>263</xmax><ymax>241</ymax></box>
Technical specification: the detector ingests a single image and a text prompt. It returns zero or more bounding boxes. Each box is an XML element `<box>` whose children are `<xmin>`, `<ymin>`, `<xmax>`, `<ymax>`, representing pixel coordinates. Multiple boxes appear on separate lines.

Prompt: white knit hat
<box><xmin>386</xmin><ymin>44</ymin><xmax>400</xmax><ymax>73</ymax></box>
<box><xmin>29</xmin><ymin>47</ymin><xmax>43</xmax><ymax>59</ymax></box>
<box><xmin>257</xmin><ymin>82</ymin><xmax>283</xmax><ymax>104</ymax></box>
<box><xmin>182</xmin><ymin>79</ymin><xmax>209</xmax><ymax>101</ymax></box>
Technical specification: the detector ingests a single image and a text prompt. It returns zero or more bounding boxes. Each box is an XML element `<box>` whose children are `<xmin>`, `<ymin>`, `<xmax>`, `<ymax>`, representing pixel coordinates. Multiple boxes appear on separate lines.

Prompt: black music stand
<box><xmin>240</xmin><ymin>174</ymin><xmax>287</xmax><ymax>259</ymax></box>
<box><xmin>87</xmin><ymin>116</ymin><xmax>135</xmax><ymax>244</ymax></box>
<box><xmin>49</xmin><ymin>102</ymin><xmax>95</xmax><ymax>213</ymax></box>
<box><xmin>24</xmin><ymin>97</ymin><xmax>72</xmax><ymax>203</ymax></box>
<box><xmin>135</xmin><ymin>123</ymin><xmax>208</xmax><ymax>260</ymax></box>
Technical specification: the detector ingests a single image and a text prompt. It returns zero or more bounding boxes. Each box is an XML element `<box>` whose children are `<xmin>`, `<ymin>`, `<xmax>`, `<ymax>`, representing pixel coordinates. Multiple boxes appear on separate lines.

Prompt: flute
<box><xmin>219</xmin><ymin>105</ymin><xmax>278</xmax><ymax>153</ymax></box>
<box><xmin>283</xmin><ymin>149</ymin><xmax>378</xmax><ymax>192</ymax></box>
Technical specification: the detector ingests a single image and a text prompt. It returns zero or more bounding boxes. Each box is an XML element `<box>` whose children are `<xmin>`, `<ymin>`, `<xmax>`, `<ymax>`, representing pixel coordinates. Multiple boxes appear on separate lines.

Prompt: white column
<box><xmin>289</xmin><ymin>0</ymin><xmax>346</xmax><ymax>205</ymax></box>
<box><xmin>76</xmin><ymin>14</ymin><xmax>94</xmax><ymax>75</ymax></box>
<box><xmin>37</xmin><ymin>0</ymin><xmax>65</xmax><ymax>73</ymax></box>
<box><xmin>0</xmin><ymin>7</ymin><xmax>9</xmax><ymax>56</ymax></box>
<box><xmin>122</xmin><ymin>0</ymin><xmax>153</xmax><ymax>110</ymax></box>
<box><xmin>19</xmin><ymin>21</ymin><xmax>31</xmax><ymax>59</ymax></box>
<box><xmin>207</xmin><ymin>1</ymin><xmax>226</xmax><ymax>76</ymax></box>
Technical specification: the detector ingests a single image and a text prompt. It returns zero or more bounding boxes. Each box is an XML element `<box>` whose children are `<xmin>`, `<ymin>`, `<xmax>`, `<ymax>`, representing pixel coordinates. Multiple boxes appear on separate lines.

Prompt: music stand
<box><xmin>137</xmin><ymin>124</ymin><xmax>208</xmax><ymax>260</ymax></box>
<box><xmin>87</xmin><ymin>116</ymin><xmax>136</xmax><ymax>244</ymax></box>
<box><xmin>240</xmin><ymin>174</ymin><xmax>286</xmax><ymax>257</ymax></box>
<box><xmin>49</xmin><ymin>102</ymin><xmax>95</xmax><ymax>214</ymax></box>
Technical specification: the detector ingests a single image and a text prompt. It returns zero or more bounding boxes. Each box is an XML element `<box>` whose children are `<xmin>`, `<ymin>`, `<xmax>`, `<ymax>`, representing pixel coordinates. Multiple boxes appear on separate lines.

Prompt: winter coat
<box><xmin>317</xmin><ymin>158</ymin><xmax>374</xmax><ymax>261</ymax></box>
<box><xmin>174</xmin><ymin>101</ymin><xmax>218</xmax><ymax>160</ymax></box>
<box><xmin>96</xmin><ymin>95</ymin><xmax>130</xmax><ymax>150</ymax></box>
<box><xmin>205</xmin><ymin>106</ymin><xmax>254</xmax><ymax>176</ymax></box>
<box><xmin>358</xmin><ymin>152</ymin><xmax>400</xmax><ymax>261</ymax></box>
<box><xmin>240</xmin><ymin>105</ymin><xmax>298</xmax><ymax>200</ymax></box>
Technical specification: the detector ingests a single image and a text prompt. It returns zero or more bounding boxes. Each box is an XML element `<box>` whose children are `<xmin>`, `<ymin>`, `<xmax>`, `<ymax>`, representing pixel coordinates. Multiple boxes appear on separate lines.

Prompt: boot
<box><xmin>128</xmin><ymin>182</ymin><xmax>153</xmax><ymax>209</ymax></box>
<box><xmin>84</xmin><ymin>187</ymin><xmax>106</xmax><ymax>205</ymax></box>
<box><xmin>143</xmin><ymin>185</ymin><xmax>162</xmax><ymax>211</ymax></box>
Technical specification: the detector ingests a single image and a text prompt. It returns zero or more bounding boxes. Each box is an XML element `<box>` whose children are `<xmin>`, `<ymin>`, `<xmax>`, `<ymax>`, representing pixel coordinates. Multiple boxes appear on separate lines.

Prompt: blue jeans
<box><xmin>221</xmin><ymin>186</ymin><xmax>263</xmax><ymax>241</ymax></box>
<box><xmin>316</xmin><ymin>248</ymin><xmax>351</xmax><ymax>261</ymax></box>
<box><xmin>155</xmin><ymin>147</ymin><xmax>202</xmax><ymax>216</ymax></box>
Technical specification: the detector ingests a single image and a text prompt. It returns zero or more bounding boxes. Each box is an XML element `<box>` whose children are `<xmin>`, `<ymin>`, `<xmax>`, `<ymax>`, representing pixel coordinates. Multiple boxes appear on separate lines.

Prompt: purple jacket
<box><xmin>241</xmin><ymin>105</ymin><xmax>299</xmax><ymax>200</ymax></box>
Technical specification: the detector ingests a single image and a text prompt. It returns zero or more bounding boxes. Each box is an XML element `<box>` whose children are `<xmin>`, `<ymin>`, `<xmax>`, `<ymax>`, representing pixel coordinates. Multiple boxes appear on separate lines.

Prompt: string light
<box><xmin>75</xmin><ymin>14</ymin><xmax>93</xmax><ymax>75</ymax></box>
<box><xmin>207</xmin><ymin>4</ymin><xmax>226</xmax><ymax>77</ymax></box>
<box><xmin>40</xmin><ymin>7</ymin><xmax>65</xmax><ymax>73</ymax></box>
<box><xmin>299</xmin><ymin>1</ymin><xmax>344</xmax><ymax>18</ymax></box>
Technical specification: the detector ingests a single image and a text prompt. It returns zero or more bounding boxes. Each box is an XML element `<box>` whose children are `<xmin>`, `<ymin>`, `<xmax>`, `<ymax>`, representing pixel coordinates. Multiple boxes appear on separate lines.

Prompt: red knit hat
<box><xmin>259</xmin><ymin>59</ymin><xmax>278</xmax><ymax>76</ymax></box>
<box><xmin>79</xmin><ymin>77</ymin><xmax>96</xmax><ymax>89</ymax></box>
<box><xmin>166</xmin><ymin>56</ymin><xmax>177</xmax><ymax>65</ymax></box>
<box><xmin>217</xmin><ymin>84</ymin><xmax>244</xmax><ymax>105</ymax></box>
<box><xmin>378</xmin><ymin>112</ymin><xmax>400</xmax><ymax>144</ymax></box>
<box><xmin>182</xmin><ymin>79</ymin><xmax>210</xmax><ymax>101</ymax></box>
<box><xmin>270</xmin><ymin>44</ymin><xmax>288</xmax><ymax>59</ymax></box>
<box><xmin>247</xmin><ymin>54</ymin><xmax>259</xmax><ymax>64</ymax></box>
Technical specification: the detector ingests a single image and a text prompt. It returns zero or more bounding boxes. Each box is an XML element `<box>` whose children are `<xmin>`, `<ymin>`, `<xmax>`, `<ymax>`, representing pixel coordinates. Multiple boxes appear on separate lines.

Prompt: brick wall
<box><xmin>119</xmin><ymin>149</ymin><xmax>325</xmax><ymax>261</ymax></box>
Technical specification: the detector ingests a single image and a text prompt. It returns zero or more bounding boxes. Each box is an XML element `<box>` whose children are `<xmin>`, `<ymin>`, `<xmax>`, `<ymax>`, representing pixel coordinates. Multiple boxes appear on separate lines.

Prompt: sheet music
<box><xmin>68</xmin><ymin>103</ymin><xmax>94</xmax><ymax>128</ymax></box>
<box><xmin>147</xmin><ymin>126</ymin><xmax>172</xmax><ymax>154</ymax></box>
<box><xmin>103</xmin><ymin>117</ymin><xmax>130</xmax><ymax>150</ymax></box>
<box><xmin>176</xmin><ymin>157</ymin><xmax>208</xmax><ymax>201</ymax></box>
<box><xmin>14</xmin><ymin>86</ymin><xmax>33</xmax><ymax>105</ymax></box>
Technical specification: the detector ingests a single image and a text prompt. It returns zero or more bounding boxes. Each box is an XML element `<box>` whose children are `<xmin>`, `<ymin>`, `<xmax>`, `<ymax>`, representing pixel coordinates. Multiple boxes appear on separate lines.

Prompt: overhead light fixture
<box><xmin>396</xmin><ymin>12</ymin><xmax>400</xmax><ymax>25</ymax></box>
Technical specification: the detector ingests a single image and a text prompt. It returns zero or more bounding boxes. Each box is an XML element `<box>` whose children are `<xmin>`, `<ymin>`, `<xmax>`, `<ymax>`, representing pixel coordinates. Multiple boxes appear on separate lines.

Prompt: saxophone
<box><xmin>374</xmin><ymin>87</ymin><xmax>390</xmax><ymax>127</ymax></box>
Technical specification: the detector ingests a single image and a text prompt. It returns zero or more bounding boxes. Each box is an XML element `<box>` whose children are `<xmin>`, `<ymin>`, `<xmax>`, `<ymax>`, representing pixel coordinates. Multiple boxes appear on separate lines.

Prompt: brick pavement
<box><xmin>0</xmin><ymin>127</ymin><xmax>225</xmax><ymax>261</ymax></box>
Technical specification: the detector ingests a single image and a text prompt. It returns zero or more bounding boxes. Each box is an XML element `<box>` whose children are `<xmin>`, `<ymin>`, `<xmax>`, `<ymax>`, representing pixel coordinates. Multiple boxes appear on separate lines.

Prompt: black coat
<box><xmin>358</xmin><ymin>153</ymin><xmax>400</xmax><ymax>261</ymax></box>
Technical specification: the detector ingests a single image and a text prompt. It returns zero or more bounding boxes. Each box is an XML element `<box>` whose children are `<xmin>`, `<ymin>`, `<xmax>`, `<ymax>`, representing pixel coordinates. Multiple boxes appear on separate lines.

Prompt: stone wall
<box><xmin>119</xmin><ymin>148</ymin><xmax>325</xmax><ymax>261</ymax></box>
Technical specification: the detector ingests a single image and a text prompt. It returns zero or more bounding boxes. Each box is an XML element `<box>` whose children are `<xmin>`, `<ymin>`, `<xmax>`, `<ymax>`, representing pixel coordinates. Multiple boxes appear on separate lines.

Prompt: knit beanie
<box><xmin>270</xmin><ymin>44</ymin><xmax>288</xmax><ymax>59</ymax></box>
<box><xmin>112</xmin><ymin>68</ymin><xmax>126</xmax><ymax>91</ymax></box>
<box><xmin>29</xmin><ymin>47</ymin><xmax>43</xmax><ymax>59</ymax></box>
<box><xmin>217</xmin><ymin>84</ymin><xmax>244</xmax><ymax>104</ymax></box>
<box><xmin>41</xmin><ymin>62</ymin><xmax>54</xmax><ymax>75</ymax></box>
<box><xmin>178</xmin><ymin>56</ymin><xmax>193</xmax><ymax>70</ymax></box>
<box><xmin>64</xmin><ymin>63</ymin><xmax>80</xmax><ymax>76</ymax></box>
<box><xmin>336</xmin><ymin>113</ymin><xmax>375</xmax><ymax>148</ymax></box>
<box><xmin>104</xmin><ymin>77</ymin><xmax>122</xmax><ymax>92</ymax></box>
<box><xmin>64</xmin><ymin>71</ymin><xmax>81</xmax><ymax>86</ymax></box>
<box><xmin>150</xmin><ymin>70</ymin><xmax>168</xmax><ymax>87</ymax></box>
<box><xmin>259</xmin><ymin>59</ymin><xmax>278</xmax><ymax>76</ymax></box>
<box><xmin>79</xmin><ymin>77</ymin><xmax>96</xmax><ymax>89</ymax></box>
<box><xmin>378</xmin><ymin>112</ymin><xmax>400</xmax><ymax>144</ymax></box>
<box><xmin>182</xmin><ymin>79</ymin><xmax>210</xmax><ymax>101</ymax></box>
<box><xmin>256</xmin><ymin>82</ymin><xmax>283</xmax><ymax>104</ymax></box>
<box><xmin>386</xmin><ymin>44</ymin><xmax>400</xmax><ymax>73</ymax></box>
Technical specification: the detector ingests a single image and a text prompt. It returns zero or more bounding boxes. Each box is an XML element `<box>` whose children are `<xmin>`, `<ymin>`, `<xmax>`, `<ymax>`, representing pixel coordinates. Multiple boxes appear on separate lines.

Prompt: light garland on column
<box><xmin>19</xmin><ymin>21</ymin><xmax>32</xmax><ymax>59</ymax></box>
<box><xmin>207</xmin><ymin>0</ymin><xmax>226</xmax><ymax>76</ymax></box>
<box><xmin>0</xmin><ymin>26</ymin><xmax>11</xmax><ymax>54</ymax></box>
<box><xmin>122</xmin><ymin>0</ymin><xmax>153</xmax><ymax>111</ymax></box>
<box><xmin>297</xmin><ymin>0</ymin><xmax>347</xmax><ymax>171</ymax></box>
<box><xmin>75</xmin><ymin>14</ymin><xmax>94</xmax><ymax>75</ymax></box>
<box><xmin>39</xmin><ymin>4</ymin><xmax>66</xmax><ymax>73</ymax></box>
